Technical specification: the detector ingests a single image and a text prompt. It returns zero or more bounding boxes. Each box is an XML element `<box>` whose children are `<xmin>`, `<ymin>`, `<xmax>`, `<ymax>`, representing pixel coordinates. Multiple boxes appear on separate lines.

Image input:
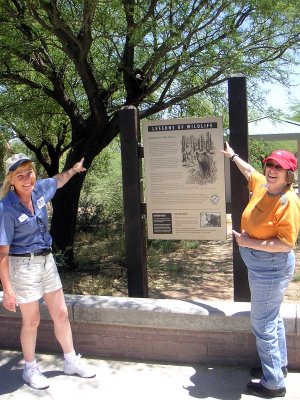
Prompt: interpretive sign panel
<box><xmin>143</xmin><ymin>116</ymin><xmax>226</xmax><ymax>240</ymax></box>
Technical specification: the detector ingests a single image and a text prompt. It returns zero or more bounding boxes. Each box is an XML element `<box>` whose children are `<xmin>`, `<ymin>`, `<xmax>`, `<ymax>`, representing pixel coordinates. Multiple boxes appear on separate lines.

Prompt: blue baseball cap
<box><xmin>5</xmin><ymin>153</ymin><xmax>32</xmax><ymax>174</ymax></box>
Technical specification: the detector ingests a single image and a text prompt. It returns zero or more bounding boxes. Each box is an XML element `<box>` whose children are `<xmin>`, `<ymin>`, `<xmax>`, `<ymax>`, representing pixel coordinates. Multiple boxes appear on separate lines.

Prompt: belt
<box><xmin>9</xmin><ymin>248</ymin><xmax>52</xmax><ymax>257</ymax></box>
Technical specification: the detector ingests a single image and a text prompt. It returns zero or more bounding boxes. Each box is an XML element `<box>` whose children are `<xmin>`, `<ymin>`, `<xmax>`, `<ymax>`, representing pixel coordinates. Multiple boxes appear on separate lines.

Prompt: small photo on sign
<box><xmin>200</xmin><ymin>212</ymin><xmax>221</xmax><ymax>227</ymax></box>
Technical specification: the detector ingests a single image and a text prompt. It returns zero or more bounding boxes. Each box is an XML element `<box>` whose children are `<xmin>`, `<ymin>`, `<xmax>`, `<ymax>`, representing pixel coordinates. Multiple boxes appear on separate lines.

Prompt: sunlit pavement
<box><xmin>1</xmin><ymin>350</ymin><xmax>300</xmax><ymax>399</ymax></box>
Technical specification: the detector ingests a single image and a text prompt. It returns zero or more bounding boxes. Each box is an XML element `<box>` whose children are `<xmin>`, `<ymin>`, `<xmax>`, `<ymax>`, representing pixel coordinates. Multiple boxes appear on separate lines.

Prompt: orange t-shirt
<box><xmin>241</xmin><ymin>171</ymin><xmax>300</xmax><ymax>248</ymax></box>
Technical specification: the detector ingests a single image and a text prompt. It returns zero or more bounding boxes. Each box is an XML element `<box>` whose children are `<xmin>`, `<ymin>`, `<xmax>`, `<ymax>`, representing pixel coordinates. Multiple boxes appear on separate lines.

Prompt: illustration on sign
<box><xmin>182</xmin><ymin>132</ymin><xmax>217</xmax><ymax>185</ymax></box>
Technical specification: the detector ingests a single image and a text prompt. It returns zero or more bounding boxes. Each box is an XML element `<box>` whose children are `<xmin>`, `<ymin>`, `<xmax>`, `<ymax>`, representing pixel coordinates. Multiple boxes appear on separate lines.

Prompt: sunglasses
<box><xmin>265</xmin><ymin>162</ymin><xmax>284</xmax><ymax>171</ymax></box>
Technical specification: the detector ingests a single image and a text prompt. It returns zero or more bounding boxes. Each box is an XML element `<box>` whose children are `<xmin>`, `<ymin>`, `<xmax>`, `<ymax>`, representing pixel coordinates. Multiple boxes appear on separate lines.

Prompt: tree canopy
<box><xmin>1</xmin><ymin>0</ymin><xmax>300</xmax><ymax>264</ymax></box>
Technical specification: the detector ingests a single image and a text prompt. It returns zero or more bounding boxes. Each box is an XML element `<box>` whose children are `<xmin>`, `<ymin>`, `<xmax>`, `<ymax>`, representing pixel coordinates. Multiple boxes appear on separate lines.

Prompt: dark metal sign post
<box><xmin>228</xmin><ymin>75</ymin><xmax>251</xmax><ymax>301</ymax></box>
<box><xmin>119</xmin><ymin>105</ymin><xmax>148</xmax><ymax>297</ymax></box>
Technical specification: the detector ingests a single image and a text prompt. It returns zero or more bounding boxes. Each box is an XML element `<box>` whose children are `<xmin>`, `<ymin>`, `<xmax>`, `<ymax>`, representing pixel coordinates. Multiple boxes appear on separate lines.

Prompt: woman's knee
<box><xmin>21</xmin><ymin>312</ymin><xmax>41</xmax><ymax>330</ymax></box>
<box><xmin>52</xmin><ymin>305</ymin><xmax>70</xmax><ymax>325</ymax></box>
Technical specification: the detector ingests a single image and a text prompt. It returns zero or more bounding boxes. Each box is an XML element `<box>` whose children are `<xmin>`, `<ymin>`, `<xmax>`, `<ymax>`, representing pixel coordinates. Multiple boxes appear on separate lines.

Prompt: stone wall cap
<box><xmin>74</xmin><ymin>295</ymin><xmax>210</xmax><ymax>315</ymax></box>
<box><xmin>0</xmin><ymin>293</ymin><xmax>297</xmax><ymax>334</ymax></box>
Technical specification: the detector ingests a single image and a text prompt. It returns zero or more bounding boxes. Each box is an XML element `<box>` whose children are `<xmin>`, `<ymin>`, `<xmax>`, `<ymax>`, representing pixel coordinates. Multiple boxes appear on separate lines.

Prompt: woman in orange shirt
<box><xmin>222</xmin><ymin>142</ymin><xmax>300</xmax><ymax>398</ymax></box>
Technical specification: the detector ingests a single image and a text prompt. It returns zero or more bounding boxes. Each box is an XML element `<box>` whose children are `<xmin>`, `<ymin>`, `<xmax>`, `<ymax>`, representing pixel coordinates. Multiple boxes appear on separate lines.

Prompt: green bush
<box><xmin>76</xmin><ymin>140</ymin><xmax>124</xmax><ymax>236</ymax></box>
<box><xmin>76</xmin><ymin>194</ymin><xmax>106</xmax><ymax>233</ymax></box>
<box><xmin>147</xmin><ymin>239</ymin><xmax>180</xmax><ymax>254</ymax></box>
<box><xmin>249</xmin><ymin>139</ymin><xmax>297</xmax><ymax>172</ymax></box>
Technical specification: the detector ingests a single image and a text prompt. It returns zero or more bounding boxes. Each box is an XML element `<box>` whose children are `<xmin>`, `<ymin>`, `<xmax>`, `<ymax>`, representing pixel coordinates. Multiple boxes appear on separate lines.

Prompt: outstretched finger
<box><xmin>232</xmin><ymin>229</ymin><xmax>241</xmax><ymax>237</ymax></box>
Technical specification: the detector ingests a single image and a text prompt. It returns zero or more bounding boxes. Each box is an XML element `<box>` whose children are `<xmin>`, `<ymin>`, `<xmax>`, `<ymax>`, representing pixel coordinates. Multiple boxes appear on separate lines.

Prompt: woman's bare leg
<box><xmin>19</xmin><ymin>301</ymin><xmax>40</xmax><ymax>362</ymax></box>
<box><xmin>43</xmin><ymin>288</ymin><xmax>74</xmax><ymax>354</ymax></box>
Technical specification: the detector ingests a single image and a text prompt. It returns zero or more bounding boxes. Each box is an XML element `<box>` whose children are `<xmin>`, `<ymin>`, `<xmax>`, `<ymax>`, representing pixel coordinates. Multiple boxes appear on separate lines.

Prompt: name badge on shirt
<box><xmin>18</xmin><ymin>213</ymin><xmax>29</xmax><ymax>223</ymax></box>
<box><xmin>37</xmin><ymin>196</ymin><xmax>46</xmax><ymax>209</ymax></box>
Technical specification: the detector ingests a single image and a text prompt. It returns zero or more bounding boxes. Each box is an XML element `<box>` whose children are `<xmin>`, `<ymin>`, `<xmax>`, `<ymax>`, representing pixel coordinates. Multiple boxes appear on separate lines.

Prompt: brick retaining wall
<box><xmin>0</xmin><ymin>293</ymin><xmax>299</xmax><ymax>367</ymax></box>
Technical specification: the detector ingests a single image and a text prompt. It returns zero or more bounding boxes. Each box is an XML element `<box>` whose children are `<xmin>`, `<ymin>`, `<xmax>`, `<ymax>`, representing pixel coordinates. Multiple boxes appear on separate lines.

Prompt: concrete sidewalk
<box><xmin>0</xmin><ymin>350</ymin><xmax>299</xmax><ymax>400</ymax></box>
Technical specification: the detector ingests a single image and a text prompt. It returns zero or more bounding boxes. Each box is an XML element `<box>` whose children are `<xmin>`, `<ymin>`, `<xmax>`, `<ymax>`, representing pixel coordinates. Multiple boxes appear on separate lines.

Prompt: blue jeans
<box><xmin>239</xmin><ymin>246</ymin><xmax>295</xmax><ymax>390</ymax></box>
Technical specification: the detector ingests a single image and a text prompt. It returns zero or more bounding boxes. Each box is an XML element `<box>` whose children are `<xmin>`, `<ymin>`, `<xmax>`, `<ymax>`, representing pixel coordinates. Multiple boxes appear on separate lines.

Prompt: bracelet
<box><xmin>230</xmin><ymin>153</ymin><xmax>239</xmax><ymax>161</ymax></box>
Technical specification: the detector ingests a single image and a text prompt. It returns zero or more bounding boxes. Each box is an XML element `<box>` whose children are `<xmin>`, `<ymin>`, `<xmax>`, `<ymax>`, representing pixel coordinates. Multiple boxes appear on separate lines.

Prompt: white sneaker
<box><xmin>22</xmin><ymin>366</ymin><xmax>49</xmax><ymax>389</ymax></box>
<box><xmin>64</xmin><ymin>354</ymin><xmax>96</xmax><ymax>378</ymax></box>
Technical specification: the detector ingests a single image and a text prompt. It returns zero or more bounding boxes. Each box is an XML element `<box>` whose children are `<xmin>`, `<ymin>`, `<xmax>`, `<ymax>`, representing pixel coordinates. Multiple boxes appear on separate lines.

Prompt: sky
<box><xmin>262</xmin><ymin>65</ymin><xmax>300</xmax><ymax>115</ymax></box>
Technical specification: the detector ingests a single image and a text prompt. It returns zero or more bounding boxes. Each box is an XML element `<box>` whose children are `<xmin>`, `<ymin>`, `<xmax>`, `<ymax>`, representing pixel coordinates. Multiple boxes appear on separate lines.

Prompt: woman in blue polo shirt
<box><xmin>0</xmin><ymin>154</ymin><xmax>96</xmax><ymax>390</ymax></box>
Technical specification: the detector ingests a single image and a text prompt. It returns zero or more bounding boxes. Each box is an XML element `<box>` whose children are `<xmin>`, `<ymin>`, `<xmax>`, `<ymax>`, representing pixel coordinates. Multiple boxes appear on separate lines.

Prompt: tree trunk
<box><xmin>48</xmin><ymin>117</ymin><xmax>119</xmax><ymax>268</ymax></box>
<box><xmin>50</xmin><ymin>172</ymin><xmax>85</xmax><ymax>269</ymax></box>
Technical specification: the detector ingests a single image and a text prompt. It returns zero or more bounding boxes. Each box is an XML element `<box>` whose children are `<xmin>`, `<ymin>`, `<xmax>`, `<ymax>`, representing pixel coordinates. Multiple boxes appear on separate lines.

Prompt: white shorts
<box><xmin>9</xmin><ymin>253</ymin><xmax>62</xmax><ymax>304</ymax></box>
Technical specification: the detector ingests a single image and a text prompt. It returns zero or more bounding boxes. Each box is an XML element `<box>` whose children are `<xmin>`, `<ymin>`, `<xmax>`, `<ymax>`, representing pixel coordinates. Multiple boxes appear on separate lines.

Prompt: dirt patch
<box><xmin>147</xmin><ymin>238</ymin><xmax>235</xmax><ymax>301</ymax></box>
<box><xmin>147</xmin><ymin>235</ymin><xmax>300</xmax><ymax>303</ymax></box>
<box><xmin>62</xmin><ymin>230</ymin><xmax>300</xmax><ymax>303</ymax></box>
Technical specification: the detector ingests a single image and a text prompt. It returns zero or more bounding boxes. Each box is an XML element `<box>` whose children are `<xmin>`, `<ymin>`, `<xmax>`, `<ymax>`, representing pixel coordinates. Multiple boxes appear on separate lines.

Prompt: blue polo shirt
<box><xmin>0</xmin><ymin>178</ymin><xmax>57</xmax><ymax>254</ymax></box>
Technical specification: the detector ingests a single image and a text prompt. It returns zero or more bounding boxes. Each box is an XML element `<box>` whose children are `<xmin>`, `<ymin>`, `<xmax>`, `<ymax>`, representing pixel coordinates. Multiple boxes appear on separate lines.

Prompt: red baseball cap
<box><xmin>263</xmin><ymin>150</ymin><xmax>297</xmax><ymax>172</ymax></box>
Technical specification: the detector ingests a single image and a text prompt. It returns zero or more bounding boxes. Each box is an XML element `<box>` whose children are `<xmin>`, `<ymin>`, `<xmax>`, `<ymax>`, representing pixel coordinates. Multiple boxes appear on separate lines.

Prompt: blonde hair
<box><xmin>1</xmin><ymin>161</ymin><xmax>35</xmax><ymax>198</ymax></box>
<box><xmin>262</xmin><ymin>165</ymin><xmax>295</xmax><ymax>186</ymax></box>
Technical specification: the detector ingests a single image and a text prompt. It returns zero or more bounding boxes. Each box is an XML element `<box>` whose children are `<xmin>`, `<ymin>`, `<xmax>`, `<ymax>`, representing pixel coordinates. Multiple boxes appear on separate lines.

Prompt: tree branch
<box><xmin>28</xmin><ymin>0</ymin><xmax>107</xmax><ymax>125</ymax></box>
